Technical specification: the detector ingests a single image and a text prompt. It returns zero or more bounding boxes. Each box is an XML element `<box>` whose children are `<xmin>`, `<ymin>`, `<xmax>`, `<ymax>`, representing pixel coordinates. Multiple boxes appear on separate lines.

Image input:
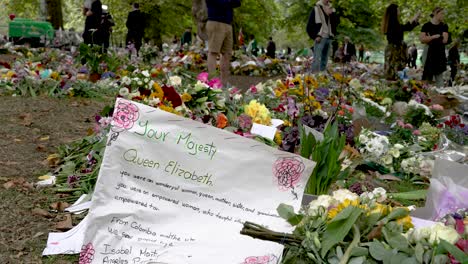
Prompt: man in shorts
<box><xmin>206</xmin><ymin>0</ymin><xmax>241</xmax><ymax>86</ymax></box>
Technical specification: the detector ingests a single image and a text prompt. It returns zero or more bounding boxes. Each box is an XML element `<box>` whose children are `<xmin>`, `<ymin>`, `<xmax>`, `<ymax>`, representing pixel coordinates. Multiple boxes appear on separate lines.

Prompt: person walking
<box><xmin>82</xmin><ymin>0</ymin><xmax>102</xmax><ymax>45</ymax></box>
<box><xmin>126</xmin><ymin>3</ymin><xmax>146</xmax><ymax>56</ymax></box>
<box><xmin>381</xmin><ymin>3</ymin><xmax>420</xmax><ymax>80</ymax></box>
<box><xmin>266</xmin><ymin>37</ymin><xmax>276</xmax><ymax>58</ymax></box>
<box><xmin>306</xmin><ymin>0</ymin><xmax>339</xmax><ymax>72</ymax></box>
<box><xmin>343</xmin><ymin>36</ymin><xmax>356</xmax><ymax>62</ymax></box>
<box><xmin>206</xmin><ymin>0</ymin><xmax>241</xmax><ymax>87</ymax></box>
<box><xmin>447</xmin><ymin>40</ymin><xmax>460</xmax><ymax>86</ymax></box>
<box><xmin>420</xmin><ymin>7</ymin><xmax>449</xmax><ymax>87</ymax></box>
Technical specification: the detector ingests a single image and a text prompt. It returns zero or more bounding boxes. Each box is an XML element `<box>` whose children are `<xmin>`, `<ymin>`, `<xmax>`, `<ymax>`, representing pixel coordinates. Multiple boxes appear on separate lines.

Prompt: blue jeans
<box><xmin>311</xmin><ymin>38</ymin><xmax>331</xmax><ymax>72</ymax></box>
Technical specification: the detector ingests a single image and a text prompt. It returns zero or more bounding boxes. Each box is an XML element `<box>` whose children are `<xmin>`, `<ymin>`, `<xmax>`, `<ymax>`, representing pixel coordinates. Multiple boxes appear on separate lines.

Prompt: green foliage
<box><xmin>404</xmin><ymin>107</ymin><xmax>436</xmax><ymax>127</ymax></box>
<box><xmin>300</xmin><ymin>121</ymin><xmax>346</xmax><ymax>195</ymax></box>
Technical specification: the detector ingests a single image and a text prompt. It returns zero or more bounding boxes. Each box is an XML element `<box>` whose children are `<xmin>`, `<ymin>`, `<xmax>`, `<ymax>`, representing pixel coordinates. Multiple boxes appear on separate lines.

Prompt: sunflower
<box><xmin>327</xmin><ymin>199</ymin><xmax>360</xmax><ymax>220</ymax></box>
<box><xmin>150</xmin><ymin>82</ymin><xmax>164</xmax><ymax>101</ymax></box>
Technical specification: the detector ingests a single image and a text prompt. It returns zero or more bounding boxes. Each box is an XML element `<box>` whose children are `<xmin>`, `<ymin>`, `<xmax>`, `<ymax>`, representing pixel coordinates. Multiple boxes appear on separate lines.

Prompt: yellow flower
<box><xmin>283</xmin><ymin>120</ymin><xmax>291</xmax><ymax>127</ymax></box>
<box><xmin>150</xmin><ymin>82</ymin><xmax>164</xmax><ymax>101</ymax></box>
<box><xmin>181</xmin><ymin>93</ymin><xmax>192</xmax><ymax>102</ymax></box>
<box><xmin>327</xmin><ymin>199</ymin><xmax>360</xmax><ymax>220</ymax></box>
<box><xmin>274</xmin><ymin>131</ymin><xmax>282</xmax><ymax>145</ymax></box>
<box><xmin>312</xmin><ymin>101</ymin><xmax>322</xmax><ymax>110</ymax></box>
<box><xmin>244</xmin><ymin>100</ymin><xmax>272</xmax><ymax>126</ymax></box>
<box><xmin>304</xmin><ymin>76</ymin><xmax>319</xmax><ymax>89</ymax></box>
<box><xmin>397</xmin><ymin>215</ymin><xmax>414</xmax><ymax>230</ymax></box>
<box><xmin>367</xmin><ymin>203</ymin><xmax>389</xmax><ymax>216</ymax></box>
<box><xmin>6</xmin><ymin>70</ymin><xmax>15</xmax><ymax>78</ymax></box>
<box><xmin>50</xmin><ymin>71</ymin><xmax>60</xmax><ymax>80</ymax></box>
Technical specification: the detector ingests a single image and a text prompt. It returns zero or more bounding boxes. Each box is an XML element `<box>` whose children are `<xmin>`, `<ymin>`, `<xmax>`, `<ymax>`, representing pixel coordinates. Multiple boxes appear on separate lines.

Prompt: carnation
<box><xmin>308</xmin><ymin>195</ymin><xmax>335</xmax><ymax>216</ymax></box>
<box><xmin>332</xmin><ymin>189</ymin><xmax>358</xmax><ymax>203</ymax></box>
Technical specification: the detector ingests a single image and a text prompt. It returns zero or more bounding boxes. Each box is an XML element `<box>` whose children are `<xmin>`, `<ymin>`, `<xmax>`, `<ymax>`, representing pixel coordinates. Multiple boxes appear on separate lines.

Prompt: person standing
<box><xmin>447</xmin><ymin>40</ymin><xmax>460</xmax><ymax>86</ymax></box>
<box><xmin>83</xmin><ymin>0</ymin><xmax>102</xmax><ymax>45</ymax></box>
<box><xmin>409</xmin><ymin>43</ymin><xmax>417</xmax><ymax>68</ymax></box>
<box><xmin>306</xmin><ymin>0</ymin><xmax>339</xmax><ymax>72</ymax></box>
<box><xmin>358</xmin><ymin>44</ymin><xmax>364</xmax><ymax>62</ymax></box>
<box><xmin>181</xmin><ymin>28</ymin><xmax>192</xmax><ymax>47</ymax></box>
<box><xmin>420</xmin><ymin>7</ymin><xmax>449</xmax><ymax>87</ymax></box>
<box><xmin>126</xmin><ymin>3</ymin><xmax>146</xmax><ymax>56</ymax></box>
<box><xmin>381</xmin><ymin>4</ymin><xmax>420</xmax><ymax>80</ymax></box>
<box><xmin>206</xmin><ymin>0</ymin><xmax>241</xmax><ymax>87</ymax></box>
<box><xmin>266</xmin><ymin>37</ymin><xmax>276</xmax><ymax>58</ymax></box>
<box><xmin>100</xmin><ymin>5</ymin><xmax>115</xmax><ymax>53</ymax></box>
<box><xmin>343</xmin><ymin>36</ymin><xmax>356</xmax><ymax>62</ymax></box>
<box><xmin>247</xmin><ymin>34</ymin><xmax>258</xmax><ymax>56</ymax></box>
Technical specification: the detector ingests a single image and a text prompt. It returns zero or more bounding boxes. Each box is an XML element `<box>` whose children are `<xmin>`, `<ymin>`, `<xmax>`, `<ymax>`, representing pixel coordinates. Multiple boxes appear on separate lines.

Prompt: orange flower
<box><xmin>338</xmin><ymin>110</ymin><xmax>345</xmax><ymax>116</ymax></box>
<box><xmin>216</xmin><ymin>113</ymin><xmax>228</xmax><ymax>129</ymax></box>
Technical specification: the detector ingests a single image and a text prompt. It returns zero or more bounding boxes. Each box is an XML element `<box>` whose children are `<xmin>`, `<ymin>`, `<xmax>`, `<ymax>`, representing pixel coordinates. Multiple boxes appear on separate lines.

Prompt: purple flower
<box><xmin>238</xmin><ymin>114</ymin><xmax>253</xmax><ymax>131</ymax></box>
<box><xmin>315</xmin><ymin>87</ymin><xmax>330</xmax><ymax>101</ymax></box>
<box><xmin>101</xmin><ymin>71</ymin><xmax>115</xmax><ymax>79</ymax></box>
<box><xmin>67</xmin><ymin>175</ymin><xmax>80</xmax><ymax>188</ymax></box>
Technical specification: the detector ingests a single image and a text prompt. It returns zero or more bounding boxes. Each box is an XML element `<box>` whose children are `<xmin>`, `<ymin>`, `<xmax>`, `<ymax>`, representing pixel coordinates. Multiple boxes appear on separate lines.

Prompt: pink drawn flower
<box><xmin>112</xmin><ymin>100</ymin><xmax>140</xmax><ymax>132</ymax></box>
<box><xmin>273</xmin><ymin>157</ymin><xmax>305</xmax><ymax>190</ymax></box>
<box><xmin>243</xmin><ymin>255</ymin><xmax>276</xmax><ymax>264</ymax></box>
<box><xmin>197</xmin><ymin>72</ymin><xmax>209</xmax><ymax>83</ymax></box>
<box><xmin>79</xmin><ymin>243</ymin><xmax>95</xmax><ymax>264</ymax></box>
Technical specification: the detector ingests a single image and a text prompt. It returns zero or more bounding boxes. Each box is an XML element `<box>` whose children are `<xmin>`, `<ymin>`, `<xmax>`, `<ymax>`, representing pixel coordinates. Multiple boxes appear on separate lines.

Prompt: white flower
<box><xmin>332</xmin><ymin>189</ymin><xmax>358</xmax><ymax>203</ymax></box>
<box><xmin>144</xmin><ymin>78</ymin><xmax>150</xmax><ymax>84</ymax></box>
<box><xmin>137</xmin><ymin>81</ymin><xmax>143</xmax><ymax>86</ymax></box>
<box><xmin>381</xmin><ymin>154</ymin><xmax>393</xmax><ymax>165</ymax></box>
<box><xmin>141</xmin><ymin>70</ymin><xmax>150</xmax><ymax>77</ymax></box>
<box><xmin>169</xmin><ymin>76</ymin><xmax>182</xmax><ymax>86</ymax></box>
<box><xmin>394</xmin><ymin>143</ymin><xmax>404</xmax><ymax>149</ymax></box>
<box><xmin>148</xmin><ymin>97</ymin><xmax>160</xmax><ymax>106</ymax></box>
<box><xmin>308</xmin><ymin>195</ymin><xmax>335</xmax><ymax>216</ymax></box>
<box><xmin>419</xmin><ymin>159</ymin><xmax>434</xmax><ymax>177</ymax></box>
<box><xmin>255</xmin><ymin>83</ymin><xmax>264</xmax><ymax>93</ymax></box>
<box><xmin>429</xmin><ymin>223</ymin><xmax>460</xmax><ymax>244</ymax></box>
<box><xmin>122</xmin><ymin>76</ymin><xmax>131</xmax><ymax>85</ymax></box>
<box><xmin>119</xmin><ymin>87</ymin><xmax>129</xmax><ymax>97</ymax></box>
<box><xmin>388</xmin><ymin>147</ymin><xmax>400</xmax><ymax>158</ymax></box>
<box><xmin>360</xmin><ymin>192</ymin><xmax>375</xmax><ymax>201</ymax></box>
<box><xmin>128</xmin><ymin>91</ymin><xmax>141</xmax><ymax>98</ymax></box>
<box><xmin>233</xmin><ymin>94</ymin><xmax>242</xmax><ymax>101</ymax></box>
<box><xmin>372</xmin><ymin>187</ymin><xmax>387</xmax><ymax>203</ymax></box>
<box><xmin>349</xmin><ymin>78</ymin><xmax>362</xmax><ymax>89</ymax></box>
<box><xmin>408</xmin><ymin>100</ymin><xmax>433</xmax><ymax>117</ymax></box>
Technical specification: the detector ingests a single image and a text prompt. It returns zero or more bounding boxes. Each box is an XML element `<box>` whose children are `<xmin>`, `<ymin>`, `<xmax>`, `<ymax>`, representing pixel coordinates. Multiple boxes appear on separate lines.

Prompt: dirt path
<box><xmin>0</xmin><ymin>96</ymin><xmax>110</xmax><ymax>263</ymax></box>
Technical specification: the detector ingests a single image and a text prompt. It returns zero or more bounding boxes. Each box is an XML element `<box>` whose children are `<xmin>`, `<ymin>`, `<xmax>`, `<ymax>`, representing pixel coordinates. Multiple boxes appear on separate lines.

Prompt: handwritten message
<box><xmin>80</xmin><ymin>98</ymin><xmax>315</xmax><ymax>264</ymax></box>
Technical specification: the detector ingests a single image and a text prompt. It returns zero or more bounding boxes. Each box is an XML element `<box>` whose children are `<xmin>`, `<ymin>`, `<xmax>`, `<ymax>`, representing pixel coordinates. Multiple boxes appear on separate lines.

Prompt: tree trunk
<box><xmin>144</xmin><ymin>5</ymin><xmax>162</xmax><ymax>50</ymax></box>
<box><xmin>45</xmin><ymin>0</ymin><xmax>63</xmax><ymax>29</ymax></box>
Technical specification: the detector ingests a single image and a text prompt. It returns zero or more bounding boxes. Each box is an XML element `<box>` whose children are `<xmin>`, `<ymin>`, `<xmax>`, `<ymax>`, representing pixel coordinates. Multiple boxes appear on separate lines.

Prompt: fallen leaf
<box><xmin>70</xmin><ymin>102</ymin><xmax>79</xmax><ymax>107</ymax></box>
<box><xmin>46</xmin><ymin>153</ymin><xmax>61</xmax><ymax>167</ymax></box>
<box><xmin>50</xmin><ymin>201</ymin><xmax>70</xmax><ymax>212</ymax></box>
<box><xmin>38</xmin><ymin>175</ymin><xmax>51</xmax><ymax>180</ymax></box>
<box><xmin>32</xmin><ymin>232</ymin><xmax>45</xmax><ymax>239</ymax></box>
<box><xmin>14</xmin><ymin>138</ymin><xmax>22</xmax><ymax>143</ymax></box>
<box><xmin>19</xmin><ymin>113</ymin><xmax>33</xmax><ymax>126</ymax></box>
<box><xmin>32</xmin><ymin>208</ymin><xmax>52</xmax><ymax>218</ymax></box>
<box><xmin>3</xmin><ymin>181</ymin><xmax>15</xmax><ymax>189</ymax></box>
<box><xmin>55</xmin><ymin>214</ymin><xmax>73</xmax><ymax>230</ymax></box>
<box><xmin>36</xmin><ymin>144</ymin><xmax>47</xmax><ymax>152</ymax></box>
<box><xmin>39</xmin><ymin>136</ymin><xmax>50</xmax><ymax>141</ymax></box>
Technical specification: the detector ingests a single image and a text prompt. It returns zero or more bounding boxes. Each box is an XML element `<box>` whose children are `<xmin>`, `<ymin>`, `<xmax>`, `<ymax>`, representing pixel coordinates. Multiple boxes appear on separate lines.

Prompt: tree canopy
<box><xmin>0</xmin><ymin>0</ymin><xmax>466</xmax><ymax>50</ymax></box>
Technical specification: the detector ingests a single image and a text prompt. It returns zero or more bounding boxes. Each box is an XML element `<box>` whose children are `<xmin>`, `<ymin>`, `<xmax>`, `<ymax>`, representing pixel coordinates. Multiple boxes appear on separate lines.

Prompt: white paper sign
<box><xmin>250</xmin><ymin>123</ymin><xmax>277</xmax><ymax>141</ymax></box>
<box><xmin>80</xmin><ymin>99</ymin><xmax>315</xmax><ymax>264</ymax></box>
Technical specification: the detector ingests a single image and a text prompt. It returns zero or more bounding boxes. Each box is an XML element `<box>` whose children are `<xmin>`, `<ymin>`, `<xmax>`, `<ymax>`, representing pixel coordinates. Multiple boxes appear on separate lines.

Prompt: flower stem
<box><xmin>339</xmin><ymin>224</ymin><xmax>360</xmax><ymax>264</ymax></box>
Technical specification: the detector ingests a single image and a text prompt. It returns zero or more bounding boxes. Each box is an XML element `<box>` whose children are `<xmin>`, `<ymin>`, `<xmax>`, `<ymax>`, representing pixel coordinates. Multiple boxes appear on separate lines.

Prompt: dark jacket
<box><xmin>386</xmin><ymin>21</ymin><xmax>418</xmax><ymax>45</ymax></box>
<box><xmin>306</xmin><ymin>4</ymin><xmax>339</xmax><ymax>39</ymax></box>
<box><xmin>84</xmin><ymin>0</ymin><xmax>102</xmax><ymax>31</ymax></box>
<box><xmin>126</xmin><ymin>9</ymin><xmax>145</xmax><ymax>37</ymax></box>
<box><xmin>206</xmin><ymin>0</ymin><xmax>241</xmax><ymax>25</ymax></box>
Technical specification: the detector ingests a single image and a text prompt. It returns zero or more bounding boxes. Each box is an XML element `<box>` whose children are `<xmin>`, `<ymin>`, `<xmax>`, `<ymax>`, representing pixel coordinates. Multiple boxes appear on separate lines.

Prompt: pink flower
<box><xmin>404</xmin><ymin>123</ymin><xmax>413</xmax><ymax>129</ymax></box>
<box><xmin>112</xmin><ymin>101</ymin><xmax>140</xmax><ymax>132</ymax></box>
<box><xmin>430</xmin><ymin>104</ymin><xmax>444</xmax><ymax>111</ymax></box>
<box><xmin>412</xmin><ymin>130</ymin><xmax>421</xmax><ymax>136</ymax></box>
<box><xmin>397</xmin><ymin>120</ymin><xmax>405</xmax><ymax>127</ymax></box>
<box><xmin>208</xmin><ymin>78</ymin><xmax>223</xmax><ymax>89</ymax></box>
<box><xmin>197</xmin><ymin>72</ymin><xmax>209</xmax><ymax>83</ymax></box>
<box><xmin>230</xmin><ymin>87</ymin><xmax>240</xmax><ymax>94</ymax></box>
<box><xmin>249</xmin><ymin>85</ymin><xmax>257</xmax><ymax>94</ymax></box>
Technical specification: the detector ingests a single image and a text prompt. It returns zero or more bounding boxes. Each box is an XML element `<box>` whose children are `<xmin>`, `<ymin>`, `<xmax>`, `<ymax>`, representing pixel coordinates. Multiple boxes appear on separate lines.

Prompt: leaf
<box><xmin>401</xmin><ymin>257</ymin><xmax>418</xmax><ymax>264</ymax></box>
<box><xmin>321</xmin><ymin>206</ymin><xmax>362</xmax><ymax>257</ymax></box>
<box><xmin>277</xmin><ymin>203</ymin><xmax>303</xmax><ymax>226</ymax></box>
<box><xmin>437</xmin><ymin>239</ymin><xmax>468</xmax><ymax>263</ymax></box>
<box><xmin>369</xmin><ymin>241</ymin><xmax>390</xmax><ymax>261</ymax></box>
<box><xmin>415</xmin><ymin>243</ymin><xmax>424</xmax><ymax>263</ymax></box>
<box><xmin>19</xmin><ymin>113</ymin><xmax>33</xmax><ymax>126</ymax></box>
<box><xmin>390</xmin><ymin>253</ymin><xmax>408</xmax><ymax>264</ymax></box>
<box><xmin>432</xmin><ymin>255</ymin><xmax>449</xmax><ymax>264</ymax></box>
<box><xmin>388</xmin><ymin>190</ymin><xmax>427</xmax><ymax>200</ymax></box>
<box><xmin>32</xmin><ymin>208</ymin><xmax>52</xmax><ymax>218</ymax></box>
<box><xmin>39</xmin><ymin>136</ymin><xmax>50</xmax><ymax>141</ymax></box>
<box><xmin>380</xmin><ymin>208</ymin><xmax>409</xmax><ymax>224</ymax></box>
<box><xmin>350</xmin><ymin>247</ymin><xmax>368</xmax><ymax>257</ymax></box>
<box><xmin>383</xmin><ymin>227</ymin><xmax>409</xmax><ymax>252</ymax></box>
<box><xmin>349</xmin><ymin>256</ymin><xmax>366</xmax><ymax>264</ymax></box>
<box><xmin>55</xmin><ymin>214</ymin><xmax>73</xmax><ymax>231</ymax></box>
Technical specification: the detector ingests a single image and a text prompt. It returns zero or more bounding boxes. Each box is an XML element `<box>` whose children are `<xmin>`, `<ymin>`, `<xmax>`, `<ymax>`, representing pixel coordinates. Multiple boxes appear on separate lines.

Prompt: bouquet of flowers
<box><xmin>241</xmin><ymin>189</ymin><xmax>467</xmax><ymax>263</ymax></box>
